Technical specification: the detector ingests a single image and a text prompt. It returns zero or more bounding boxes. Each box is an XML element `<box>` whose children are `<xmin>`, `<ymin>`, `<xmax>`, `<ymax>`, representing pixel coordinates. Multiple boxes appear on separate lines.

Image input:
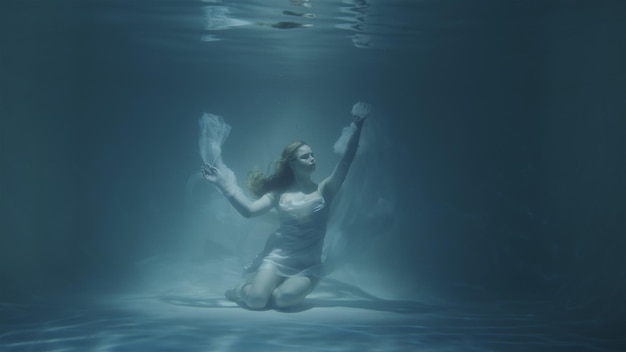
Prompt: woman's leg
<box><xmin>271</xmin><ymin>276</ymin><xmax>315</xmax><ymax>309</ymax></box>
<box><xmin>236</xmin><ymin>269</ymin><xmax>284</xmax><ymax>309</ymax></box>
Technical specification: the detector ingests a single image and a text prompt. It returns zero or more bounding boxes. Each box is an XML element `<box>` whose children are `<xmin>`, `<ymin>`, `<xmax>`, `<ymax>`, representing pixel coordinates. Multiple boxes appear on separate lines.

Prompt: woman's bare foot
<box><xmin>224</xmin><ymin>282</ymin><xmax>248</xmax><ymax>303</ymax></box>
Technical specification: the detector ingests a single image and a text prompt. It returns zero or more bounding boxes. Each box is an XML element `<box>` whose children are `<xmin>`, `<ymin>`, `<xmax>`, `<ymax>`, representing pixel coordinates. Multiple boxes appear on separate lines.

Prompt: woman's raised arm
<box><xmin>320</xmin><ymin>102</ymin><xmax>370</xmax><ymax>202</ymax></box>
<box><xmin>202</xmin><ymin>164</ymin><xmax>276</xmax><ymax>218</ymax></box>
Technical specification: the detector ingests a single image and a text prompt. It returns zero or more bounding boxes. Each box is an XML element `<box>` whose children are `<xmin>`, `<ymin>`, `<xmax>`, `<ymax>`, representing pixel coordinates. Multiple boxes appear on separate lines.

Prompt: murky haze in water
<box><xmin>1</xmin><ymin>0</ymin><xmax>625</xmax><ymax>350</ymax></box>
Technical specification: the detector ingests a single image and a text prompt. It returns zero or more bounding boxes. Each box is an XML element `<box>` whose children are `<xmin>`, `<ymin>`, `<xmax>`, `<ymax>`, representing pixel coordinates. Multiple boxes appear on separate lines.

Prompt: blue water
<box><xmin>2</xmin><ymin>0</ymin><xmax>626</xmax><ymax>351</ymax></box>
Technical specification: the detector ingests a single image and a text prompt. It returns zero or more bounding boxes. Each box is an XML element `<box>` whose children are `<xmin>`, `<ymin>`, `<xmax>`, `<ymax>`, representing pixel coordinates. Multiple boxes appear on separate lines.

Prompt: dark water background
<box><xmin>1</xmin><ymin>0</ymin><xmax>625</xmax><ymax>350</ymax></box>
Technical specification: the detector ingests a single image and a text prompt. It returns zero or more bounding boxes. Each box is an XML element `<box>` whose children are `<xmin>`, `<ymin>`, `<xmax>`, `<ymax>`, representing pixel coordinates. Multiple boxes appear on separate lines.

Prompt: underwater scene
<box><xmin>1</xmin><ymin>0</ymin><xmax>625</xmax><ymax>351</ymax></box>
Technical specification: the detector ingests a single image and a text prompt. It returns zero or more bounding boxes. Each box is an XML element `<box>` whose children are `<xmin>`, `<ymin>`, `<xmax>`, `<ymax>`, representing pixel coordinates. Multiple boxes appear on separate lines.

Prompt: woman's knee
<box><xmin>272</xmin><ymin>291</ymin><xmax>297</xmax><ymax>308</ymax></box>
<box><xmin>245</xmin><ymin>293</ymin><xmax>270</xmax><ymax>309</ymax></box>
<box><xmin>243</xmin><ymin>269</ymin><xmax>283</xmax><ymax>309</ymax></box>
<box><xmin>245</xmin><ymin>287</ymin><xmax>273</xmax><ymax>309</ymax></box>
<box><xmin>272</xmin><ymin>287</ymin><xmax>307</xmax><ymax>308</ymax></box>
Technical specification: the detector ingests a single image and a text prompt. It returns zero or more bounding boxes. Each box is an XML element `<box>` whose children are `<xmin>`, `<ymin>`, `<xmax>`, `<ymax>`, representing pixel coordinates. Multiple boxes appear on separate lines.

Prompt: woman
<box><xmin>201</xmin><ymin>102</ymin><xmax>370</xmax><ymax>310</ymax></box>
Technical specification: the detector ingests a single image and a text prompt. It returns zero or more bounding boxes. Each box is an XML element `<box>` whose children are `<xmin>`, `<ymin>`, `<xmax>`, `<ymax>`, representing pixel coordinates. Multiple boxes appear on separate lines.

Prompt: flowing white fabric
<box><xmin>197</xmin><ymin>113</ymin><xmax>240</xmax><ymax>196</ymax></box>
<box><xmin>198</xmin><ymin>113</ymin><xmax>231</xmax><ymax>167</ymax></box>
<box><xmin>333</xmin><ymin>123</ymin><xmax>357</xmax><ymax>154</ymax></box>
<box><xmin>324</xmin><ymin>111</ymin><xmax>396</xmax><ymax>276</ymax></box>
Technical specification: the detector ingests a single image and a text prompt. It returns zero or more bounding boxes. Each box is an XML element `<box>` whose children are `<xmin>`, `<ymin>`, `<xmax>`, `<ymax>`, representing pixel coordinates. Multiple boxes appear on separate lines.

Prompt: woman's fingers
<box><xmin>201</xmin><ymin>164</ymin><xmax>218</xmax><ymax>177</ymax></box>
<box><xmin>351</xmin><ymin>101</ymin><xmax>371</xmax><ymax>118</ymax></box>
<box><xmin>201</xmin><ymin>164</ymin><xmax>213</xmax><ymax>177</ymax></box>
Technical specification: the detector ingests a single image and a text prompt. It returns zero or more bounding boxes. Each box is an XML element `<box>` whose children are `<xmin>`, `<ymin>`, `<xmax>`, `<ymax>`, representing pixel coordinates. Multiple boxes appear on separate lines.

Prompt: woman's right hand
<box><xmin>201</xmin><ymin>164</ymin><xmax>221</xmax><ymax>183</ymax></box>
<box><xmin>201</xmin><ymin>163</ymin><xmax>241</xmax><ymax>199</ymax></box>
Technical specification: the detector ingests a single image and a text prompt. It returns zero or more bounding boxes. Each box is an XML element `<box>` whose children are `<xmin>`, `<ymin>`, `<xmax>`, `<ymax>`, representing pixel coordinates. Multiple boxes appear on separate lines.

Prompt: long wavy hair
<box><xmin>247</xmin><ymin>141</ymin><xmax>308</xmax><ymax>198</ymax></box>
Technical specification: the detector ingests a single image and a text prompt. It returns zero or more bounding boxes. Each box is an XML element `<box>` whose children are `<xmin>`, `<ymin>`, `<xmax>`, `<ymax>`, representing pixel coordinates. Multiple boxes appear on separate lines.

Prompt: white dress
<box><xmin>245</xmin><ymin>188</ymin><xmax>329</xmax><ymax>279</ymax></box>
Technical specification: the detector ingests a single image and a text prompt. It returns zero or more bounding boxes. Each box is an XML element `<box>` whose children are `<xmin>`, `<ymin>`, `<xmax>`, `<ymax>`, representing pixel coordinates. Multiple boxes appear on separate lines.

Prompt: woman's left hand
<box><xmin>351</xmin><ymin>101</ymin><xmax>371</xmax><ymax>127</ymax></box>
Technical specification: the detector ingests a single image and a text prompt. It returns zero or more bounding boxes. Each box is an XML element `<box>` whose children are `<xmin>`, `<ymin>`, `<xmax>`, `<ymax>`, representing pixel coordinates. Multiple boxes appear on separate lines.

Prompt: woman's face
<box><xmin>290</xmin><ymin>145</ymin><xmax>316</xmax><ymax>173</ymax></box>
